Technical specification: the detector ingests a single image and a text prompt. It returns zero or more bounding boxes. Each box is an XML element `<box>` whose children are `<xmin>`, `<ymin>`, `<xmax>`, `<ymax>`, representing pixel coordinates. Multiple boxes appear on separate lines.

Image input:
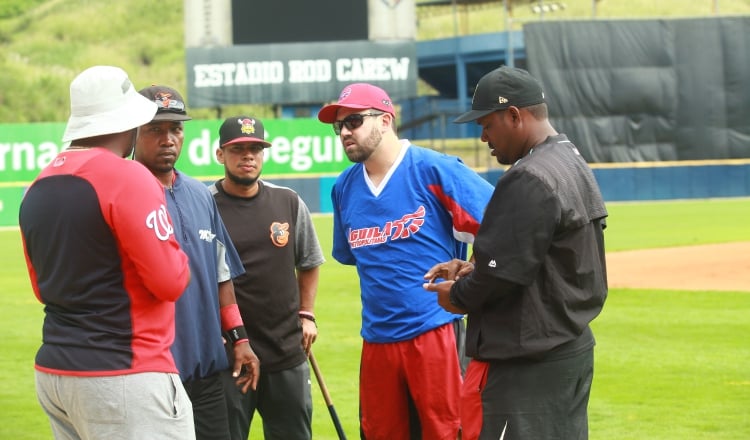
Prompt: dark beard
<box><xmin>344</xmin><ymin>126</ymin><xmax>382</xmax><ymax>163</ymax></box>
<box><xmin>226</xmin><ymin>169</ymin><xmax>258</xmax><ymax>187</ymax></box>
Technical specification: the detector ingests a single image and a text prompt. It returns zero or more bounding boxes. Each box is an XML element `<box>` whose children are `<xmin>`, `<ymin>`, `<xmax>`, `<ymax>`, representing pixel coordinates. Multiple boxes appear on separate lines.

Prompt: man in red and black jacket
<box><xmin>19</xmin><ymin>65</ymin><xmax>194</xmax><ymax>440</ymax></box>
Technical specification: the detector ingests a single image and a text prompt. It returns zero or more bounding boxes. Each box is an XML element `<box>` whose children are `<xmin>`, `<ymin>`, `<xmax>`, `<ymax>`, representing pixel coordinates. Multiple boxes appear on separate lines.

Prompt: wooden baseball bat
<box><xmin>309</xmin><ymin>350</ymin><xmax>347</xmax><ymax>440</ymax></box>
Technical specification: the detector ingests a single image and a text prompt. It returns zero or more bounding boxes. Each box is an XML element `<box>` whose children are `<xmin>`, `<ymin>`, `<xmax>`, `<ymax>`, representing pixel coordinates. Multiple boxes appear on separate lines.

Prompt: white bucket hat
<box><xmin>62</xmin><ymin>66</ymin><xmax>158</xmax><ymax>142</ymax></box>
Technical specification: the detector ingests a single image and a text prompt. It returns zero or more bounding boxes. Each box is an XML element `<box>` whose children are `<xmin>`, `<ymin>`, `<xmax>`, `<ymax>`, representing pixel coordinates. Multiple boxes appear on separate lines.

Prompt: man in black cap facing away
<box><xmin>424</xmin><ymin>66</ymin><xmax>608</xmax><ymax>440</ymax></box>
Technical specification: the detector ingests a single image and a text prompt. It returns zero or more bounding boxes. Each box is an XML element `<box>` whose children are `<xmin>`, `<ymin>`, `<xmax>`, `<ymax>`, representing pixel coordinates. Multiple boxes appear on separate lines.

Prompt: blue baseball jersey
<box><xmin>332</xmin><ymin>142</ymin><xmax>494</xmax><ymax>343</ymax></box>
<box><xmin>167</xmin><ymin>171</ymin><xmax>245</xmax><ymax>382</ymax></box>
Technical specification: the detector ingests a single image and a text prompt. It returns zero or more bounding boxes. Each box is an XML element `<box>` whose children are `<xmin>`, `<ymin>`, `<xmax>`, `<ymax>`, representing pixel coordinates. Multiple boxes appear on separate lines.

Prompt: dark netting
<box><xmin>523</xmin><ymin>17</ymin><xmax>750</xmax><ymax>163</ymax></box>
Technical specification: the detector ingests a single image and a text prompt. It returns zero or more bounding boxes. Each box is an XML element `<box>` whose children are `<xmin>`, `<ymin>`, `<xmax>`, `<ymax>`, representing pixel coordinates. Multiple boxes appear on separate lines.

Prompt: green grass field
<box><xmin>1</xmin><ymin>198</ymin><xmax>749</xmax><ymax>439</ymax></box>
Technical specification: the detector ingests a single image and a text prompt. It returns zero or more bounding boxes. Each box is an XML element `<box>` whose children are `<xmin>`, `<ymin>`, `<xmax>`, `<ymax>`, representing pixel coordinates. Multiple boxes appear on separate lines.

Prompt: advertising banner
<box><xmin>0</xmin><ymin>187</ymin><xmax>25</xmax><ymax>228</ymax></box>
<box><xmin>0</xmin><ymin>118</ymin><xmax>349</xmax><ymax>183</ymax></box>
<box><xmin>0</xmin><ymin>118</ymin><xmax>350</xmax><ymax>226</ymax></box>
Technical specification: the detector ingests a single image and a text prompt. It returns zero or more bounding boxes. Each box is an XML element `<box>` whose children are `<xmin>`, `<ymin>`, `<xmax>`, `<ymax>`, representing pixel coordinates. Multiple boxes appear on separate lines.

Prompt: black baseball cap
<box><xmin>219</xmin><ymin>116</ymin><xmax>272</xmax><ymax>148</ymax></box>
<box><xmin>454</xmin><ymin>66</ymin><xmax>546</xmax><ymax>124</ymax></box>
<box><xmin>138</xmin><ymin>85</ymin><xmax>191</xmax><ymax>121</ymax></box>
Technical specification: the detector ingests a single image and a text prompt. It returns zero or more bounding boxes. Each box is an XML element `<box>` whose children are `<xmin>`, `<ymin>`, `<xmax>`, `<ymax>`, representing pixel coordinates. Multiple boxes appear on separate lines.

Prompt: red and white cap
<box><xmin>317</xmin><ymin>83</ymin><xmax>395</xmax><ymax>123</ymax></box>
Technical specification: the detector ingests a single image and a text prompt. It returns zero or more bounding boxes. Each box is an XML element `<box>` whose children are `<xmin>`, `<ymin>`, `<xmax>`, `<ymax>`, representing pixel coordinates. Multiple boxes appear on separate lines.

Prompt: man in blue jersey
<box><xmin>318</xmin><ymin>83</ymin><xmax>495</xmax><ymax>439</ymax></box>
<box><xmin>135</xmin><ymin>85</ymin><xmax>260</xmax><ymax>440</ymax></box>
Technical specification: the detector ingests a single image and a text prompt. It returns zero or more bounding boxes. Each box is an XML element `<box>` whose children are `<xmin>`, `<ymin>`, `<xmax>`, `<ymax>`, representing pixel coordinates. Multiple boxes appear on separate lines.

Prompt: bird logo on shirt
<box><xmin>270</xmin><ymin>222</ymin><xmax>290</xmax><ymax>247</ymax></box>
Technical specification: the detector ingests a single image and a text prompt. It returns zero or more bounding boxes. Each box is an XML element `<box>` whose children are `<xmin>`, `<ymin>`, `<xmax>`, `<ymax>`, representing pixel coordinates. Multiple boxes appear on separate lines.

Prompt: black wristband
<box><xmin>298</xmin><ymin>314</ymin><xmax>316</xmax><ymax>323</ymax></box>
<box><xmin>226</xmin><ymin>326</ymin><xmax>248</xmax><ymax>345</ymax></box>
<box><xmin>298</xmin><ymin>312</ymin><xmax>317</xmax><ymax>327</ymax></box>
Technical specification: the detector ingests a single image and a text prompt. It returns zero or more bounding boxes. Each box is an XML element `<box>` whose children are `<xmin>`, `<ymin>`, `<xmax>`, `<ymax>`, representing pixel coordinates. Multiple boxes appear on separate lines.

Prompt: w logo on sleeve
<box><xmin>145</xmin><ymin>204</ymin><xmax>174</xmax><ymax>241</ymax></box>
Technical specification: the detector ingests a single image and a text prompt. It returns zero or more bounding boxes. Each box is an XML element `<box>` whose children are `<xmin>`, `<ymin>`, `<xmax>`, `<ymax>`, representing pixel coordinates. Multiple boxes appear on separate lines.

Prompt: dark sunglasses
<box><xmin>333</xmin><ymin>113</ymin><xmax>383</xmax><ymax>135</ymax></box>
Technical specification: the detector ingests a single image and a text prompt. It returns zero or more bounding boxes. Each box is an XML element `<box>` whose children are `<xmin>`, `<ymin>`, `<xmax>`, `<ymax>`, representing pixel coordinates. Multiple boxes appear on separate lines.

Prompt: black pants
<box><xmin>182</xmin><ymin>372</ymin><xmax>232</xmax><ymax>440</ymax></box>
<box><xmin>480</xmin><ymin>348</ymin><xmax>594</xmax><ymax>440</ymax></box>
<box><xmin>222</xmin><ymin>360</ymin><xmax>313</xmax><ymax>440</ymax></box>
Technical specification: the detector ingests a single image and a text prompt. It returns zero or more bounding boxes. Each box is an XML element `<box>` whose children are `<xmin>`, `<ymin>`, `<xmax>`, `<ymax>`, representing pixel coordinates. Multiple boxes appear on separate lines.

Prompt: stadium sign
<box><xmin>186</xmin><ymin>40</ymin><xmax>417</xmax><ymax>108</ymax></box>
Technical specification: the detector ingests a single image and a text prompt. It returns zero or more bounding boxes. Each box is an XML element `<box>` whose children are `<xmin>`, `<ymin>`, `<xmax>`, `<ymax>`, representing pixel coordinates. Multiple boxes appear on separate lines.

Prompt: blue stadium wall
<box><xmin>261</xmin><ymin>160</ymin><xmax>750</xmax><ymax>214</ymax></box>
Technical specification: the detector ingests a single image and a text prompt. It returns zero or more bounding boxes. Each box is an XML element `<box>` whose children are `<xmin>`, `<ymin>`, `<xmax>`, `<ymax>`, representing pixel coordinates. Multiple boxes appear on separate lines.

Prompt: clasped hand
<box><xmin>422</xmin><ymin>258</ymin><xmax>475</xmax><ymax>314</ymax></box>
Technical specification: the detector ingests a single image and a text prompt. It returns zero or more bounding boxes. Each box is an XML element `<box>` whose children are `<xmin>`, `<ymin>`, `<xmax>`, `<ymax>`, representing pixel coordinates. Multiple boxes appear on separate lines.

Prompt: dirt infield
<box><xmin>606</xmin><ymin>242</ymin><xmax>750</xmax><ymax>292</ymax></box>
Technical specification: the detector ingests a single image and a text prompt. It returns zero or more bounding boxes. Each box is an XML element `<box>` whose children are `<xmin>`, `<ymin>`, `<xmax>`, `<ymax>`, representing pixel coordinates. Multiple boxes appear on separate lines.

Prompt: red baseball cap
<box><xmin>317</xmin><ymin>83</ymin><xmax>396</xmax><ymax>123</ymax></box>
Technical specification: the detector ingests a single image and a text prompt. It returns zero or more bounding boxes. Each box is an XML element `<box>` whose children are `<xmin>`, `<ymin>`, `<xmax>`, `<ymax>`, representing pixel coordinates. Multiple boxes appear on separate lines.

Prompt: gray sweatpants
<box><xmin>35</xmin><ymin>370</ymin><xmax>195</xmax><ymax>440</ymax></box>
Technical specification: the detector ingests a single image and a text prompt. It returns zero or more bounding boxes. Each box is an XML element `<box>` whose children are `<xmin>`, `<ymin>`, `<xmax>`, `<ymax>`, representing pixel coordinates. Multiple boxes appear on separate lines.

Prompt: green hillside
<box><xmin>1</xmin><ymin>0</ymin><xmax>748</xmax><ymax>123</ymax></box>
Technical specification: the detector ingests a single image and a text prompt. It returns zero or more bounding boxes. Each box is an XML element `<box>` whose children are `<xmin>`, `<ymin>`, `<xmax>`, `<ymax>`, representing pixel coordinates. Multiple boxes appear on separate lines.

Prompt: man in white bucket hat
<box><xmin>19</xmin><ymin>66</ymin><xmax>196</xmax><ymax>440</ymax></box>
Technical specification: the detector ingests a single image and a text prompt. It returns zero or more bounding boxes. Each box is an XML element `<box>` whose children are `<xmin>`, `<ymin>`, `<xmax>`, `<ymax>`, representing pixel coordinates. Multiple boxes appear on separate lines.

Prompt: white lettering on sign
<box><xmin>288</xmin><ymin>59</ymin><xmax>332</xmax><ymax>83</ymax></box>
<box><xmin>194</xmin><ymin>62</ymin><xmax>285</xmax><ymax>87</ymax></box>
<box><xmin>0</xmin><ymin>141</ymin><xmax>61</xmax><ymax>173</ymax></box>
<box><xmin>336</xmin><ymin>57</ymin><xmax>410</xmax><ymax>81</ymax></box>
<box><xmin>267</xmin><ymin>134</ymin><xmax>345</xmax><ymax>172</ymax></box>
<box><xmin>193</xmin><ymin>58</ymin><xmax>411</xmax><ymax>87</ymax></box>
<box><xmin>187</xmin><ymin>129</ymin><xmax>218</xmax><ymax>166</ymax></box>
